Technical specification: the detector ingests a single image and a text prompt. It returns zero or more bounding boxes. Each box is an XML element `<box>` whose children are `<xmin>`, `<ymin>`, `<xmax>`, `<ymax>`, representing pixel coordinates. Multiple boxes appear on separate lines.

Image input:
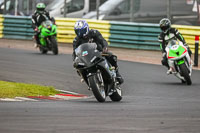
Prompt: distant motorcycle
<box><xmin>166</xmin><ymin>40</ymin><xmax>192</xmax><ymax>85</ymax></box>
<box><xmin>74</xmin><ymin>43</ymin><xmax>122</xmax><ymax>102</ymax></box>
<box><xmin>38</xmin><ymin>20</ymin><xmax>58</xmax><ymax>55</ymax></box>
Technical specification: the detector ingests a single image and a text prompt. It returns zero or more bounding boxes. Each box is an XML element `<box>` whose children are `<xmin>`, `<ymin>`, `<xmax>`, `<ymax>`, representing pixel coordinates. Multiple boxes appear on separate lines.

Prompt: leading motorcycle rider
<box><xmin>31</xmin><ymin>3</ymin><xmax>52</xmax><ymax>47</ymax></box>
<box><xmin>158</xmin><ymin>18</ymin><xmax>192</xmax><ymax>74</ymax></box>
<box><xmin>72</xmin><ymin>20</ymin><xmax>124</xmax><ymax>84</ymax></box>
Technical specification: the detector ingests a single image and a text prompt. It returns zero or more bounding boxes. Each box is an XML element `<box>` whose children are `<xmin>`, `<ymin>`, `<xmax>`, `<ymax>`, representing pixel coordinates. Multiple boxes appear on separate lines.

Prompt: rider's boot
<box><xmin>166</xmin><ymin>63</ymin><xmax>173</xmax><ymax>75</ymax></box>
<box><xmin>162</xmin><ymin>57</ymin><xmax>172</xmax><ymax>75</ymax></box>
<box><xmin>81</xmin><ymin>78</ymin><xmax>84</xmax><ymax>83</ymax></box>
<box><xmin>116</xmin><ymin>68</ymin><xmax>124</xmax><ymax>84</ymax></box>
<box><xmin>34</xmin><ymin>34</ymin><xmax>41</xmax><ymax>48</ymax></box>
<box><xmin>166</xmin><ymin>67</ymin><xmax>172</xmax><ymax>75</ymax></box>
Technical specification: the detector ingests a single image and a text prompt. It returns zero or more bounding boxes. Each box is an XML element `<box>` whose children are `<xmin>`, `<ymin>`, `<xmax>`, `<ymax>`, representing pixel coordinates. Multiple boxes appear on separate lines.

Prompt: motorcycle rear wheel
<box><xmin>179</xmin><ymin>63</ymin><xmax>192</xmax><ymax>85</ymax></box>
<box><xmin>88</xmin><ymin>72</ymin><xmax>106</xmax><ymax>102</ymax></box>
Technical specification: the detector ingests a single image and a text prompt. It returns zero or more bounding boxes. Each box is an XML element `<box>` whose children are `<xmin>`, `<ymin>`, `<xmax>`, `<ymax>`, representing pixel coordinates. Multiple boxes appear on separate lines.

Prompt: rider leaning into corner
<box><xmin>72</xmin><ymin>20</ymin><xmax>124</xmax><ymax>84</ymax></box>
<box><xmin>158</xmin><ymin>18</ymin><xmax>192</xmax><ymax>75</ymax></box>
<box><xmin>31</xmin><ymin>3</ymin><xmax>54</xmax><ymax>48</ymax></box>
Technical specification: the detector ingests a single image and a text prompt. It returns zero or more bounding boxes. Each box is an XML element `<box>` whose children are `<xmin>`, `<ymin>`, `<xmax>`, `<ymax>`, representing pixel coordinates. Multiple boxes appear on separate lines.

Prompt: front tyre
<box><xmin>109</xmin><ymin>85</ymin><xmax>122</xmax><ymax>102</ymax></box>
<box><xmin>88</xmin><ymin>72</ymin><xmax>106</xmax><ymax>102</ymax></box>
<box><xmin>50</xmin><ymin>36</ymin><xmax>58</xmax><ymax>55</ymax></box>
<box><xmin>39</xmin><ymin>47</ymin><xmax>48</xmax><ymax>54</ymax></box>
<box><xmin>179</xmin><ymin>63</ymin><xmax>192</xmax><ymax>85</ymax></box>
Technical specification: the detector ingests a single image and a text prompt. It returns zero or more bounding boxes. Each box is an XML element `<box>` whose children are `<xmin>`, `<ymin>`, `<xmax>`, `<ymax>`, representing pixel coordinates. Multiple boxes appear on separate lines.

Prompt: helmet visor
<box><xmin>75</xmin><ymin>27</ymin><xmax>88</xmax><ymax>37</ymax></box>
<box><xmin>160</xmin><ymin>26</ymin><xmax>168</xmax><ymax>32</ymax></box>
<box><xmin>37</xmin><ymin>8</ymin><xmax>45</xmax><ymax>13</ymax></box>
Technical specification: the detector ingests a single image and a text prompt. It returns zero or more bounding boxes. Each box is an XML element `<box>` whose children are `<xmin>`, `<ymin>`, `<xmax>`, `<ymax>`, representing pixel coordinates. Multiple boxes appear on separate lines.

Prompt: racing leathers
<box><xmin>31</xmin><ymin>11</ymin><xmax>51</xmax><ymax>45</ymax></box>
<box><xmin>158</xmin><ymin>28</ymin><xmax>192</xmax><ymax>69</ymax></box>
<box><xmin>73</xmin><ymin>29</ymin><xmax>124</xmax><ymax>84</ymax></box>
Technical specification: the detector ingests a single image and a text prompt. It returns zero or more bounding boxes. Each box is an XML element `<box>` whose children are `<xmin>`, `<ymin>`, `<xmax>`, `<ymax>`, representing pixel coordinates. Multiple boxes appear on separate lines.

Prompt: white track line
<box><xmin>0</xmin><ymin>90</ymin><xmax>89</xmax><ymax>101</ymax></box>
<box><xmin>0</xmin><ymin>98</ymin><xmax>23</xmax><ymax>101</ymax></box>
<box><xmin>56</xmin><ymin>89</ymin><xmax>83</xmax><ymax>95</ymax></box>
<box><xmin>51</xmin><ymin>95</ymin><xmax>84</xmax><ymax>100</ymax></box>
<box><xmin>15</xmin><ymin>97</ymin><xmax>38</xmax><ymax>101</ymax></box>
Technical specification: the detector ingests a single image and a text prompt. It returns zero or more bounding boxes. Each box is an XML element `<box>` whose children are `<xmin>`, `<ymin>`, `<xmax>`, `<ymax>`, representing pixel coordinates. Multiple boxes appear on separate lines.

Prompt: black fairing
<box><xmin>75</xmin><ymin>43</ymin><xmax>113</xmax><ymax>82</ymax></box>
<box><xmin>75</xmin><ymin>43</ymin><xmax>101</xmax><ymax>67</ymax></box>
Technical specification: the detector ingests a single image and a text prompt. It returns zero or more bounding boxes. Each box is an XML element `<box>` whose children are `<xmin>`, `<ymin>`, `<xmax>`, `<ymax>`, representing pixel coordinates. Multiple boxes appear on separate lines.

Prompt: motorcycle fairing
<box><xmin>39</xmin><ymin>21</ymin><xmax>57</xmax><ymax>46</ymax></box>
<box><xmin>168</xmin><ymin>45</ymin><xmax>187</xmax><ymax>59</ymax></box>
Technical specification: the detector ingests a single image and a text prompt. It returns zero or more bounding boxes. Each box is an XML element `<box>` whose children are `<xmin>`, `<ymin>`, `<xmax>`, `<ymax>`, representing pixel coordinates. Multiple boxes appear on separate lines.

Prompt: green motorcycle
<box><xmin>166</xmin><ymin>40</ymin><xmax>193</xmax><ymax>85</ymax></box>
<box><xmin>38</xmin><ymin>20</ymin><xmax>58</xmax><ymax>55</ymax></box>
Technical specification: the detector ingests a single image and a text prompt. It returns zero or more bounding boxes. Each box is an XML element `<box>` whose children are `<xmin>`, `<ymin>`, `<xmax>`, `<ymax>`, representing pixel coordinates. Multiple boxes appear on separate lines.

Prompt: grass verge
<box><xmin>0</xmin><ymin>81</ymin><xmax>59</xmax><ymax>98</ymax></box>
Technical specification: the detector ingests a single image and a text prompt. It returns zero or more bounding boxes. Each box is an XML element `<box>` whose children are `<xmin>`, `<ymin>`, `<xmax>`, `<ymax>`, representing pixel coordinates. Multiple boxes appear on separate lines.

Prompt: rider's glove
<box><xmin>34</xmin><ymin>27</ymin><xmax>38</xmax><ymax>32</ymax></box>
<box><xmin>183</xmin><ymin>43</ymin><xmax>189</xmax><ymax>49</ymax></box>
<box><xmin>103</xmin><ymin>47</ymin><xmax>108</xmax><ymax>53</ymax></box>
<box><xmin>34</xmin><ymin>27</ymin><xmax>40</xmax><ymax>34</ymax></box>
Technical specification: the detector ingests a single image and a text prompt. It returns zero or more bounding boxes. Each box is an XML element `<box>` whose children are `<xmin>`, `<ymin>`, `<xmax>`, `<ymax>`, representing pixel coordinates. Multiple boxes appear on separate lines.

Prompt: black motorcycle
<box><xmin>74</xmin><ymin>43</ymin><xmax>122</xmax><ymax>102</ymax></box>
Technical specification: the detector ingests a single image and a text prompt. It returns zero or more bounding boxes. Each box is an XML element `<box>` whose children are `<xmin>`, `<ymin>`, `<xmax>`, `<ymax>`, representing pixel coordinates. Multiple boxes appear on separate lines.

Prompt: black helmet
<box><xmin>36</xmin><ymin>3</ymin><xmax>46</xmax><ymax>14</ymax></box>
<box><xmin>159</xmin><ymin>18</ymin><xmax>171</xmax><ymax>33</ymax></box>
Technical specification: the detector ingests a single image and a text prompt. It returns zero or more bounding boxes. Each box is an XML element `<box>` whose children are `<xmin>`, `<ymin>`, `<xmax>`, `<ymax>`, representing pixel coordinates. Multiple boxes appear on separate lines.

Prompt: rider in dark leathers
<box><xmin>158</xmin><ymin>18</ymin><xmax>192</xmax><ymax>74</ymax></box>
<box><xmin>31</xmin><ymin>3</ymin><xmax>52</xmax><ymax>47</ymax></box>
<box><xmin>73</xmin><ymin>20</ymin><xmax>124</xmax><ymax>84</ymax></box>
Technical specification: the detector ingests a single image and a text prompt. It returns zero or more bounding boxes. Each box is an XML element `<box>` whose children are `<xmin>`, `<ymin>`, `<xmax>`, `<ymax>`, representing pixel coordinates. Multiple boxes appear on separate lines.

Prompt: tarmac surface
<box><xmin>0</xmin><ymin>39</ymin><xmax>200</xmax><ymax>133</ymax></box>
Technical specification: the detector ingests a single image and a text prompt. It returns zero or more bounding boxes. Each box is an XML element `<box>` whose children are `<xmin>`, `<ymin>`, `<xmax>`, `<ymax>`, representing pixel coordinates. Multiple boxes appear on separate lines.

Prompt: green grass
<box><xmin>0</xmin><ymin>81</ymin><xmax>59</xmax><ymax>98</ymax></box>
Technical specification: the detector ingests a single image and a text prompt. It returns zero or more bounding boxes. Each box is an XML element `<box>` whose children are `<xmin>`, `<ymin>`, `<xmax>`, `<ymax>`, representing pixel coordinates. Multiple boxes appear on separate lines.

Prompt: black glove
<box><xmin>103</xmin><ymin>47</ymin><xmax>108</xmax><ymax>53</ymax></box>
<box><xmin>183</xmin><ymin>43</ymin><xmax>189</xmax><ymax>48</ymax></box>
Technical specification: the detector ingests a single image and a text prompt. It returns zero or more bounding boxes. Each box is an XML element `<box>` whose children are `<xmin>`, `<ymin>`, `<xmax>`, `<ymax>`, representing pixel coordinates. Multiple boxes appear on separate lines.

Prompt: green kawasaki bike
<box><xmin>38</xmin><ymin>20</ymin><xmax>58</xmax><ymax>55</ymax></box>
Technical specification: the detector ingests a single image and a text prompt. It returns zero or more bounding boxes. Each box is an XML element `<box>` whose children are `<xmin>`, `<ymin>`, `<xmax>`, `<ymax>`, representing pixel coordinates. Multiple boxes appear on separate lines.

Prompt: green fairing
<box><xmin>39</xmin><ymin>24</ymin><xmax>57</xmax><ymax>46</ymax></box>
<box><xmin>177</xmin><ymin>60</ymin><xmax>185</xmax><ymax>65</ymax></box>
<box><xmin>168</xmin><ymin>45</ymin><xmax>185</xmax><ymax>58</ymax></box>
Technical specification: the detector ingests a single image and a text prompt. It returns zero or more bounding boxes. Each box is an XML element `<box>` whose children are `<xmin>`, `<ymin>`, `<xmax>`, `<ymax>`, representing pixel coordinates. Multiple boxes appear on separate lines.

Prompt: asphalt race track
<box><xmin>0</xmin><ymin>47</ymin><xmax>200</xmax><ymax>133</ymax></box>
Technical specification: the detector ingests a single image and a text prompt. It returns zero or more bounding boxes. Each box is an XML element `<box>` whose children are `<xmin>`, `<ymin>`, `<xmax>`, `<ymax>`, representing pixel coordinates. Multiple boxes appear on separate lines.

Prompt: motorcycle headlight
<box><xmin>74</xmin><ymin>62</ymin><xmax>85</xmax><ymax>69</ymax></box>
<box><xmin>78</xmin><ymin>62</ymin><xmax>85</xmax><ymax>66</ymax></box>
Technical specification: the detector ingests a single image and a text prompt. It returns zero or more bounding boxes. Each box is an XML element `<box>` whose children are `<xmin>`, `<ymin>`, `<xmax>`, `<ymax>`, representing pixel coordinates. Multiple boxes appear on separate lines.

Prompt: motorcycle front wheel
<box><xmin>50</xmin><ymin>36</ymin><xmax>58</xmax><ymax>55</ymax></box>
<box><xmin>39</xmin><ymin>46</ymin><xmax>48</xmax><ymax>54</ymax></box>
<box><xmin>179</xmin><ymin>63</ymin><xmax>192</xmax><ymax>85</ymax></box>
<box><xmin>88</xmin><ymin>71</ymin><xmax>106</xmax><ymax>102</ymax></box>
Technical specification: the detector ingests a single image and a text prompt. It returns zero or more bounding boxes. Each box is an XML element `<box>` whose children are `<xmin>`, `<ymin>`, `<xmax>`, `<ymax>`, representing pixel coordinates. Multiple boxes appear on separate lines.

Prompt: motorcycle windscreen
<box><xmin>75</xmin><ymin>43</ymin><xmax>100</xmax><ymax>67</ymax></box>
<box><xmin>40</xmin><ymin>20</ymin><xmax>57</xmax><ymax>37</ymax></box>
